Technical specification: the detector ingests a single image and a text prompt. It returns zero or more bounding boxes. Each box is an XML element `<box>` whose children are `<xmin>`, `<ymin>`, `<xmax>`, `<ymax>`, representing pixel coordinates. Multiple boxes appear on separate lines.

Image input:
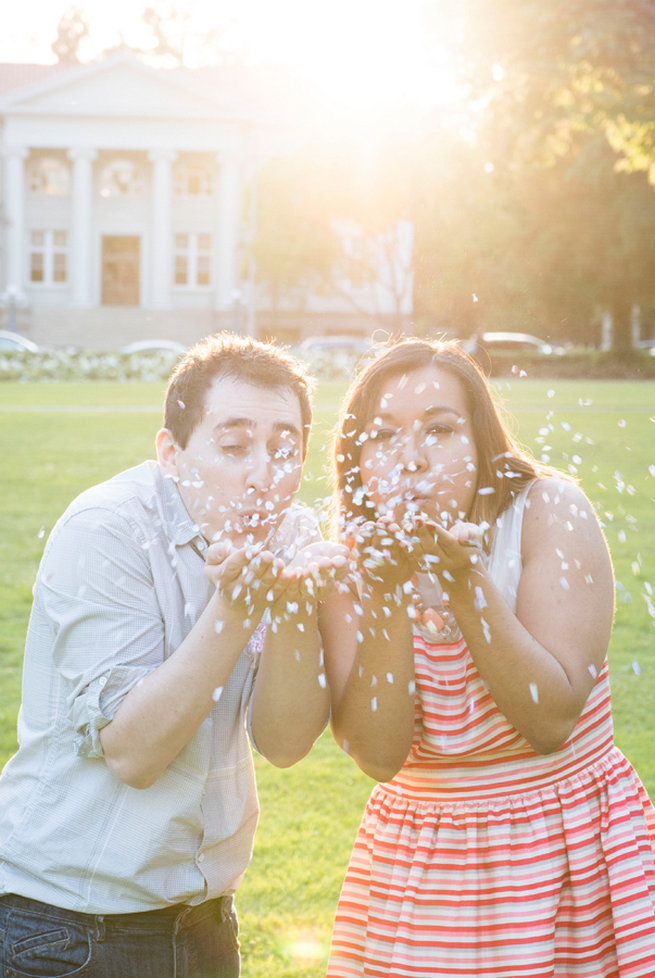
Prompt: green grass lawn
<box><xmin>1</xmin><ymin>375</ymin><xmax>654</xmax><ymax>976</ymax></box>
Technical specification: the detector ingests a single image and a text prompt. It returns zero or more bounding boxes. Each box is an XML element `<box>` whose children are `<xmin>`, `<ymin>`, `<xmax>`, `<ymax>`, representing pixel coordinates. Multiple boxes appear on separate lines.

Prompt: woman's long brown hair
<box><xmin>331</xmin><ymin>338</ymin><xmax>562</xmax><ymax>539</ymax></box>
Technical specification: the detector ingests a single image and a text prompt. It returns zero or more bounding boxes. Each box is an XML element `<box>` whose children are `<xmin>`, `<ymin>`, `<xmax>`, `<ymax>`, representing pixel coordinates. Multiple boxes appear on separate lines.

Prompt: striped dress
<box><xmin>327</xmin><ymin>487</ymin><xmax>655</xmax><ymax>977</ymax></box>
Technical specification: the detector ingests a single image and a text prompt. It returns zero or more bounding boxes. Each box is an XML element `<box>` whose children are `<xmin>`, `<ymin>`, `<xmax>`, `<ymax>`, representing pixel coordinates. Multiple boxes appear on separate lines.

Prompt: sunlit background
<box><xmin>1</xmin><ymin>1</ymin><xmax>654</xmax><ymax>350</ymax></box>
<box><xmin>1</xmin><ymin>0</ymin><xmax>462</xmax><ymax>110</ymax></box>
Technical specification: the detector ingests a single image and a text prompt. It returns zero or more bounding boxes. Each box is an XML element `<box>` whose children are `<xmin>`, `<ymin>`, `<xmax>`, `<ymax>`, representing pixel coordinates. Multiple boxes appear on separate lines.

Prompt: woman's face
<box><xmin>357</xmin><ymin>364</ymin><xmax>479</xmax><ymax>526</ymax></box>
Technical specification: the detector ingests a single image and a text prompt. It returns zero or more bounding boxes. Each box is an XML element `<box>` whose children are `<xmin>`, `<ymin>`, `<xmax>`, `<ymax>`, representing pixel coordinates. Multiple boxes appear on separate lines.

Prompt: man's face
<box><xmin>158</xmin><ymin>374</ymin><xmax>305</xmax><ymax>547</ymax></box>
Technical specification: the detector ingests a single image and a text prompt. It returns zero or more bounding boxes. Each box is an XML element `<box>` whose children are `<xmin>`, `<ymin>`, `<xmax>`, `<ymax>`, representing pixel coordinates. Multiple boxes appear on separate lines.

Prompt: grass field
<box><xmin>1</xmin><ymin>375</ymin><xmax>654</xmax><ymax>976</ymax></box>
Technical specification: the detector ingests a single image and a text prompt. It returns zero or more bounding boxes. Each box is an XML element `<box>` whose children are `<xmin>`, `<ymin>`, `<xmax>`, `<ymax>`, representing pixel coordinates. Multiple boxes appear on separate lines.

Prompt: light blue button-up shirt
<box><xmin>0</xmin><ymin>460</ymin><xmax>319</xmax><ymax>913</ymax></box>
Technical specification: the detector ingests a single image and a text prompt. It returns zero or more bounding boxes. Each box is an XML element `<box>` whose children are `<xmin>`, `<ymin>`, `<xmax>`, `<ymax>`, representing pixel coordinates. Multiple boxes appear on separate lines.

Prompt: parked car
<box><xmin>0</xmin><ymin>330</ymin><xmax>40</xmax><ymax>352</ymax></box>
<box><xmin>472</xmin><ymin>331</ymin><xmax>567</xmax><ymax>356</ymax></box>
<box><xmin>120</xmin><ymin>339</ymin><xmax>187</xmax><ymax>355</ymax></box>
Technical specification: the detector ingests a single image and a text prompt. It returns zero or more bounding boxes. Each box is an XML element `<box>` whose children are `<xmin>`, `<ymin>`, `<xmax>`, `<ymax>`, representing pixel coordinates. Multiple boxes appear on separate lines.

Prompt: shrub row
<box><xmin>1</xmin><ymin>347</ymin><xmax>655</xmax><ymax>383</ymax></box>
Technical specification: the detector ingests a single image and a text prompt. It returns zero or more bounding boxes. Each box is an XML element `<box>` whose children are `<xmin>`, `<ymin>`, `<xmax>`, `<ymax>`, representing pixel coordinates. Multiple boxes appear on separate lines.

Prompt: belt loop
<box><xmin>95</xmin><ymin>915</ymin><xmax>106</xmax><ymax>942</ymax></box>
<box><xmin>173</xmin><ymin>906</ymin><xmax>189</xmax><ymax>936</ymax></box>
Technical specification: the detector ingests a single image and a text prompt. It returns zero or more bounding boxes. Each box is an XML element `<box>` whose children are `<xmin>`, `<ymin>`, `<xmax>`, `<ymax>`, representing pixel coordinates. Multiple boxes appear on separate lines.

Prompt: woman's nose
<box><xmin>398</xmin><ymin>432</ymin><xmax>428</xmax><ymax>472</ymax></box>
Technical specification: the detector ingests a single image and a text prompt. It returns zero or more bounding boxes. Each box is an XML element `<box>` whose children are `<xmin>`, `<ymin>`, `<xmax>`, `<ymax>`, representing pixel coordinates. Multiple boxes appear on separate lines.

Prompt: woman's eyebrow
<box><xmin>423</xmin><ymin>405</ymin><xmax>463</xmax><ymax>419</ymax></box>
<box><xmin>370</xmin><ymin>405</ymin><xmax>462</xmax><ymax>423</ymax></box>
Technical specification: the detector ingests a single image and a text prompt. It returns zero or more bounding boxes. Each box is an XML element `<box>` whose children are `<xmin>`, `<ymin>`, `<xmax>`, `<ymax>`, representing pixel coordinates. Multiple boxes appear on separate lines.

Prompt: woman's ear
<box><xmin>156</xmin><ymin>428</ymin><xmax>178</xmax><ymax>475</ymax></box>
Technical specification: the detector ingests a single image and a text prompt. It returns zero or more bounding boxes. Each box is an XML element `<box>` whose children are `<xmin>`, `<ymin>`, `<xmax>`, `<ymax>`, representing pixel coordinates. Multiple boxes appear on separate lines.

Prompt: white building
<box><xmin>0</xmin><ymin>51</ymin><xmax>413</xmax><ymax>349</ymax></box>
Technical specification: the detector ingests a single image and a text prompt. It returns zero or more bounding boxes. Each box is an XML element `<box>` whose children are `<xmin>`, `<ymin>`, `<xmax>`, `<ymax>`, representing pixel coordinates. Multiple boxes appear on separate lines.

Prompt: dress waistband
<box><xmin>386</xmin><ymin>741</ymin><xmax>617</xmax><ymax>803</ymax></box>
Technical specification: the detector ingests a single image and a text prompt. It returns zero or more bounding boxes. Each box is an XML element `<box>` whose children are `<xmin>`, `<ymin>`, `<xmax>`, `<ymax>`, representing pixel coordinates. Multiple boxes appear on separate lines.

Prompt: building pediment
<box><xmin>0</xmin><ymin>51</ymin><xmax>242</xmax><ymax>122</ymax></box>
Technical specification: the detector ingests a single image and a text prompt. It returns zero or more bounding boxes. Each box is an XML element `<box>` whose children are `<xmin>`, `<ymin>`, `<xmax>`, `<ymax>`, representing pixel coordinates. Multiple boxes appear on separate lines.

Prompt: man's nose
<box><xmin>246</xmin><ymin>448</ymin><xmax>273</xmax><ymax>491</ymax></box>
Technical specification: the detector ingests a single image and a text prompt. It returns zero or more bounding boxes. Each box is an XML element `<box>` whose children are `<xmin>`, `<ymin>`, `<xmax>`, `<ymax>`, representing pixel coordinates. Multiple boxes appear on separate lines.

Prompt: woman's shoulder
<box><xmin>524</xmin><ymin>475</ymin><xmax>595</xmax><ymax>520</ymax></box>
<box><xmin>521</xmin><ymin>475</ymin><xmax>606</xmax><ymax>560</ymax></box>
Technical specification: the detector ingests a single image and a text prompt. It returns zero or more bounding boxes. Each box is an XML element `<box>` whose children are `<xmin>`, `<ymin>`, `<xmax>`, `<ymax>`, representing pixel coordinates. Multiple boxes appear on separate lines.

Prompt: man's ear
<box><xmin>156</xmin><ymin>428</ymin><xmax>178</xmax><ymax>475</ymax></box>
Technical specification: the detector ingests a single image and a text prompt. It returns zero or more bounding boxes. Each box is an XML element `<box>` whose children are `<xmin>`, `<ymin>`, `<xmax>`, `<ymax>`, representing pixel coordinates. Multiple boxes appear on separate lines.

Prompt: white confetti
<box><xmin>529</xmin><ymin>682</ymin><xmax>539</xmax><ymax>703</ymax></box>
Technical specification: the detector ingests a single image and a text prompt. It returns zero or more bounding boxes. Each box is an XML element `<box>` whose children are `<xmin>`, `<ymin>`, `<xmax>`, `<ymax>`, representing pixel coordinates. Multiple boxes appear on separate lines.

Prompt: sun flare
<box><xmin>2</xmin><ymin>0</ymin><xmax>462</xmax><ymax>113</ymax></box>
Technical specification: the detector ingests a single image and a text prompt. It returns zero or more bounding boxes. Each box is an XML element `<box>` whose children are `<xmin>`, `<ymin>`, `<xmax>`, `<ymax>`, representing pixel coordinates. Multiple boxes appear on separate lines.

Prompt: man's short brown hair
<box><xmin>164</xmin><ymin>332</ymin><xmax>314</xmax><ymax>455</ymax></box>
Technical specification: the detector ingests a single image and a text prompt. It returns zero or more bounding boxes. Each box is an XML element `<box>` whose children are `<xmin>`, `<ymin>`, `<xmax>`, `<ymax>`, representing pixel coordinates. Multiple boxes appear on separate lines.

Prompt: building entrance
<box><xmin>101</xmin><ymin>235</ymin><xmax>140</xmax><ymax>305</ymax></box>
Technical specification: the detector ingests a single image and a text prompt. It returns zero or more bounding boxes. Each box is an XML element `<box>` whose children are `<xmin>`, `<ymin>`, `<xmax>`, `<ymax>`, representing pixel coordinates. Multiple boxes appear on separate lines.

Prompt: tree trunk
<box><xmin>611</xmin><ymin>296</ymin><xmax>633</xmax><ymax>350</ymax></box>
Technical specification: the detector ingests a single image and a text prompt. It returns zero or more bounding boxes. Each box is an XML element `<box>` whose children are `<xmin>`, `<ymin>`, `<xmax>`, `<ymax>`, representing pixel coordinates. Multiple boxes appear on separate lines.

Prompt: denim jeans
<box><xmin>0</xmin><ymin>893</ymin><xmax>240</xmax><ymax>978</ymax></box>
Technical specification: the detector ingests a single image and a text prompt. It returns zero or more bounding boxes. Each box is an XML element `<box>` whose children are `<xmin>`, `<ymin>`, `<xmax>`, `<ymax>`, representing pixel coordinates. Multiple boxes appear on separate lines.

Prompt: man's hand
<box><xmin>274</xmin><ymin>541</ymin><xmax>350</xmax><ymax>609</ymax></box>
<box><xmin>204</xmin><ymin>541</ymin><xmax>285</xmax><ymax>620</ymax></box>
<box><xmin>204</xmin><ymin>539</ymin><xmax>350</xmax><ymax>622</ymax></box>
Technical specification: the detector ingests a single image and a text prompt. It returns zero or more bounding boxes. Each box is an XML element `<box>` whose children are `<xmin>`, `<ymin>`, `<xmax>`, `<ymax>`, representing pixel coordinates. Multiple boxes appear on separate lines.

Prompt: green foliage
<box><xmin>455</xmin><ymin>0</ymin><xmax>655</xmax><ymax>176</ymax></box>
<box><xmin>252</xmin><ymin>135</ymin><xmax>416</xmax><ymax>330</ymax></box>
<box><xmin>253</xmin><ymin>154</ymin><xmax>342</xmax><ymax>306</ymax></box>
<box><xmin>0</xmin><ymin>376</ymin><xmax>653</xmax><ymax>977</ymax></box>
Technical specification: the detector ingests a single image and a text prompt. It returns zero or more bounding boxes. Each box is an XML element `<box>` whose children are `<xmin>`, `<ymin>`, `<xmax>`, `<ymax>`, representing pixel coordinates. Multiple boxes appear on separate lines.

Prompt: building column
<box><xmin>148</xmin><ymin>149</ymin><xmax>177</xmax><ymax>309</ymax></box>
<box><xmin>214</xmin><ymin>151</ymin><xmax>242</xmax><ymax>313</ymax></box>
<box><xmin>2</xmin><ymin>145</ymin><xmax>29</xmax><ymax>292</ymax></box>
<box><xmin>68</xmin><ymin>147</ymin><xmax>98</xmax><ymax>307</ymax></box>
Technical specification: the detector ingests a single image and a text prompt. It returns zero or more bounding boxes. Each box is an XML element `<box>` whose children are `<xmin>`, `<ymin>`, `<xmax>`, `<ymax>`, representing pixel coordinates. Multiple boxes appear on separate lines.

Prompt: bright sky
<box><xmin>0</xmin><ymin>0</ymin><xmax>463</xmax><ymax>110</ymax></box>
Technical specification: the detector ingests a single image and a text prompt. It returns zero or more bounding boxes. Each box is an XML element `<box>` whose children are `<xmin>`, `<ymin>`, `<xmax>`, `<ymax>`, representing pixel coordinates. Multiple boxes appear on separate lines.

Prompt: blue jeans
<box><xmin>0</xmin><ymin>893</ymin><xmax>240</xmax><ymax>978</ymax></box>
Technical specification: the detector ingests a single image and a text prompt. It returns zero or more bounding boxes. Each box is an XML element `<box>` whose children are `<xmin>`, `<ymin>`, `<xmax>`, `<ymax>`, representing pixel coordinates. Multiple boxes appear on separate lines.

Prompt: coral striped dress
<box><xmin>327</xmin><ymin>487</ymin><xmax>655</xmax><ymax>977</ymax></box>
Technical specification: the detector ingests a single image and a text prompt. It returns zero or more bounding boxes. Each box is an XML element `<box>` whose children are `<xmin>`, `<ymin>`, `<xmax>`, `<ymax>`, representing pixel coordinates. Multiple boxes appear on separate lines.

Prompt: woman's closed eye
<box><xmin>369</xmin><ymin>427</ymin><xmax>398</xmax><ymax>442</ymax></box>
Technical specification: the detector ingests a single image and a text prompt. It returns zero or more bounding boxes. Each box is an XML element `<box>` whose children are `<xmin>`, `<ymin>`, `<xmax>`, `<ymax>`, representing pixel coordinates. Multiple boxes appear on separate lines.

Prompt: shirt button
<box><xmin>98</xmin><ymin>677</ymin><xmax>107</xmax><ymax>687</ymax></box>
<box><xmin>197</xmin><ymin>853</ymin><xmax>205</xmax><ymax>863</ymax></box>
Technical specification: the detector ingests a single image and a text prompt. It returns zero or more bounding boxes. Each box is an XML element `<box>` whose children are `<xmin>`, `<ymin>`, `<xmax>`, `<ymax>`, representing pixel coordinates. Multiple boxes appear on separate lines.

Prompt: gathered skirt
<box><xmin>327</xmin><ymin>748</ymin><xmax>655</xmax><ymax>977</ymax></box>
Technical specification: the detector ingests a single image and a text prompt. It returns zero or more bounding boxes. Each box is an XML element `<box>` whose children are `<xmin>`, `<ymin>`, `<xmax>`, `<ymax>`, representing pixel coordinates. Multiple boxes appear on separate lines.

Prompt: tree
<box><xmin>251</xmin><ymin>151</ymin><xmax>342</xmax><ymax>316</ymax></box>
<box><xmin>139</xmin><ymin>2</ymin><xmax>236</xmax><ymax>67</ymax></box>
<box><xmin>414</xmin><ymin>0</ymin><xmax>655</xmax><ymax>347</ymax></box>
<box><xmin>450</xmin><ymin>0</ymin><xmax>655</xmax><ymax>179</ymax></box>
<box><xmin>51</xmin><ymin>6</ymin><xmax>89</xmax><ymax>64</ymax></box>
<box><xmin>252</xmin><ymin>135</ymin><xmax>416</xmax><ymax>332</ymax></box>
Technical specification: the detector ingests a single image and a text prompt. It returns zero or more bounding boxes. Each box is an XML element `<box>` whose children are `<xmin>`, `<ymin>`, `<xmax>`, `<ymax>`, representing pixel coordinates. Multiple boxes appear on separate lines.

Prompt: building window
<box><xmin>99</xmin><ymin>159</ymin><xmax>143</xmax><ymax>198</ymax></box>
<box><xmin>174</xmin><ymin>163</ymin><xmax>214</xmax><ymax>196</ymax></box>
<box><xmin>28</xmin><ymin>157</ymin><xmax>70</xmax><ymax>196</ymax></box>
<box><xmin>174</xmin><ymin>233</ymin><xmax>212</xmax><ymax>287</ymax></box>
<box><xmin>29</xmin><ymin>230</ymin><xmax>68</xmax><ymax>285</ymax></box>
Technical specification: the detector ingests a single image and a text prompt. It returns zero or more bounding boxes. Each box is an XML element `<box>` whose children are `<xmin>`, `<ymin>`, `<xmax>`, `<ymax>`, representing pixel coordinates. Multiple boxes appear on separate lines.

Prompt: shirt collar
<box><xmin>155</xmin><ymin>465</ymin><xmax>208</xmax><ymax>554</ymax></box>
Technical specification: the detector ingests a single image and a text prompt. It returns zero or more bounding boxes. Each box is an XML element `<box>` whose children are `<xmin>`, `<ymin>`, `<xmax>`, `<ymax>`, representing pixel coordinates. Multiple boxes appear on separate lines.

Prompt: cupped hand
<box><xmin>276</xmin><ymin>541</ymin><xmax>351</xmax><ymax>606</ymax></box>
<box><xmin>344</xmin><ymin>517</ymin><xmax>438</xmax><ymax>593</ymax></box>
<box><xmin>204</xmin><ymin>541</ymin><xmax>285</xmax><ymax>616</ymax></box>
<box><xmin>427</xmin><ymin>521</ymin><xmax>487</xmax><ymax>586</ymax></box>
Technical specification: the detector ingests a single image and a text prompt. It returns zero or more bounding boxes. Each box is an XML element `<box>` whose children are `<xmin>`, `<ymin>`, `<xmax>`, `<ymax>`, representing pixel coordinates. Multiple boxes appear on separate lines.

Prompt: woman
<box><xmin>321</xmin><ymin>338</ymin><xmax>655</xmax><ymax>977</ymax></box>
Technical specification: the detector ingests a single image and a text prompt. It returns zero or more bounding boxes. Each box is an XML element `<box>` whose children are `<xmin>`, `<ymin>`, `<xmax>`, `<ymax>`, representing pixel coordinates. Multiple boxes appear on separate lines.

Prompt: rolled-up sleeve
<box><xmin>72</xmin><ymin>665</ymin><xmax>156</xmax><ymax>757</ymax></box>
<box><xmin>33</xmin><ymin>505</ymin><xmax>169</xmax><ymax>757</ymax></box>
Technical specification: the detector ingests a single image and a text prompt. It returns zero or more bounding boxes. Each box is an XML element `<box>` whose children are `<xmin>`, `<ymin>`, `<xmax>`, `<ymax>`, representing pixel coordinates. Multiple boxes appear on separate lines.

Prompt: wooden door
<box><xmin>101</xmin><ymin>235</ymin><xmax>140</xmax><ymax>306</ymax></box>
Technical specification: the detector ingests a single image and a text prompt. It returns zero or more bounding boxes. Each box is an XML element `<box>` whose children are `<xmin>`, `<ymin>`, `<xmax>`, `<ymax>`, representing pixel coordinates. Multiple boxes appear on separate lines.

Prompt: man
<box><xmin>0</xmin><ymin>332</ymin><xmax>347</xmax><ymax>977</ymax></box>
